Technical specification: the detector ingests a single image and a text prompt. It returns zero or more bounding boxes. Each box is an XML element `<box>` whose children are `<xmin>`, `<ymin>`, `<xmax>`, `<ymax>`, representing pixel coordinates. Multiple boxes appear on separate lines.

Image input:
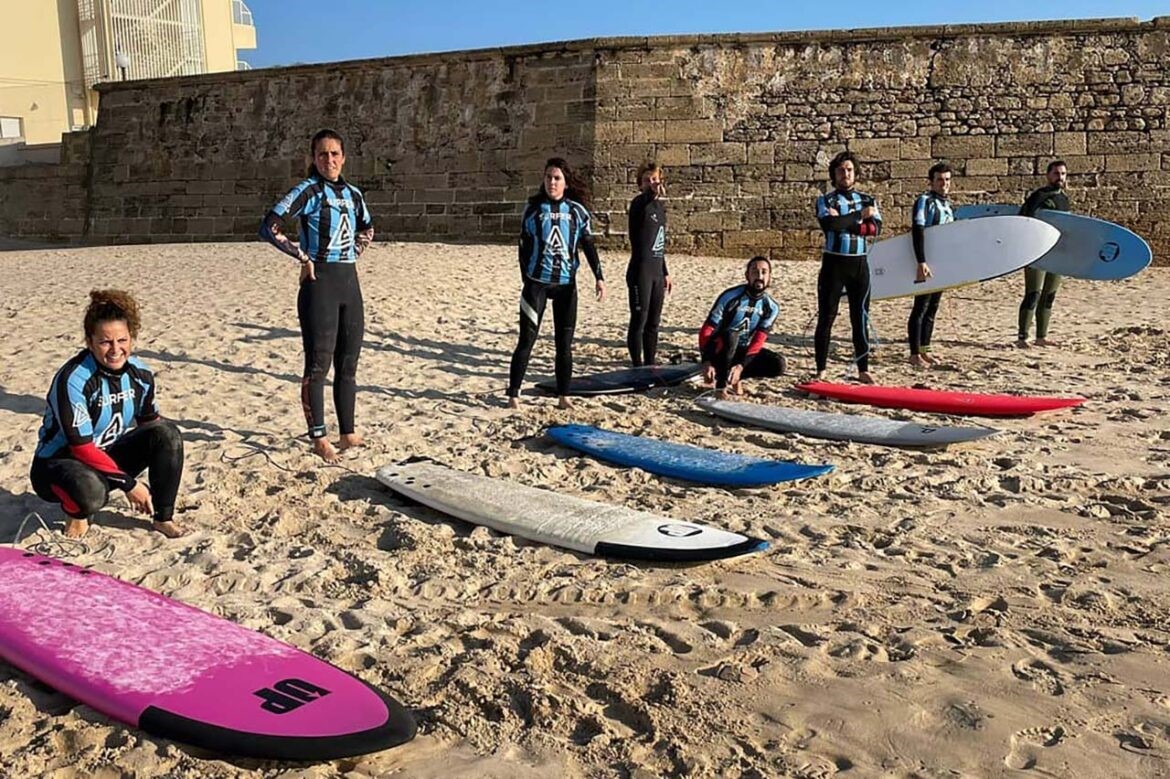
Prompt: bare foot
<box><xmin>64</xmin><ymin>518</ymin><xmax>89</xmax><ymax>538</ymax></box>
<box><xmin>557</xmin><ymin>396</ymin><xmax>574</xmax><ymax>410</ymax></box>
<box><xmin>1034</xmin><ymin>338</ymin><xmax>1056</xmax><ymax>347</ymax></box>
<box><xmin>1015</xmin><ymin>339</ymin><xmax>1030</xmax><ymax>349</ymax></box>
<box><xmin>858</xmin><ymin>371</ymin><xmax>876</xmax><ymax>384</ymax></box>
<box><xmin>717</xmin><ymin>388</ymin><xmax>731</xmax><ymax>400</ymax></box>
<box><xmin>312</xmin><ymin>438</ymin><xmax>340</xmax><ymax>464</ymax></box>
<box><xmin>507</xmin><ymin>396</ymin><xmax>520</xmax><ymax>409</ymax></box>
<box><xmin>814</xmin><ymin>371</ymin><xmax>825</xmax><ymax>382</ymax></box>
<box><xmin>339</xmin><ymin>433</ymin><xmax>364</xmax><ymax>451</ymax></box>
<box><xmin>152</xmin><ymin>520</ymin><xmax>186</xmax><ymax>538</ymax></box>
<box><xmin>731</xmin><ymin>381</ymin><xmax>745</xmax><ymax>396</ymax></box>
<box><xmin>921</xmin><ymin>353</ymin><xmax>936</xmax><ymax>365</ymax></box>
<box><xmin>909</xmin><ymin>354</ymin><xmax>928</xmax><ymax>368</ymax></box>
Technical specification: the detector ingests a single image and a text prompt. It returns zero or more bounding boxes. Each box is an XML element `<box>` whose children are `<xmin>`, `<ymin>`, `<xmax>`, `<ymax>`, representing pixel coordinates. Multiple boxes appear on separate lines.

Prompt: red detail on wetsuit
<box><xmin>698</xmin><ymin>323</ymin><xmax>716</xmax><ymax>351</ymax></box>
<box><xmin>70</xmin><ymin>443</ymin><xmax>128</xmax><ymax>482</ymax></box>
<box><xmin>744</xmin><ymin>330</ymin><xmax>768</xmax><ymax>358</ymax></box>
<box><xmin>858</xmin><ymin>220</ymin><xmax>878</xmax><ymax>237</ymax></box>
<box><xmin>50</xmin><ymin>484</ymin><xmax>81</xmax><ymax>516</ymax></box>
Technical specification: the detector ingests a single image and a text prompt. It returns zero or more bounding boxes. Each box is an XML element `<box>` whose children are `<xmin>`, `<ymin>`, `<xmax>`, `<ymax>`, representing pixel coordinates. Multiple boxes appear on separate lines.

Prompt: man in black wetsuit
<box><xmin>1017</xmin><ymin>160</ymin><xmax>1070</xmax><ymax>348</ymax></box>
<box><xmin>626</xmin><ymin>161</ymin><xmax>672</xmax><ymax>367</ymax></box>
<box><xmin>814</xmin><ymin>151</ymin><xmax>882</xmax><ymax>383</ymax></box>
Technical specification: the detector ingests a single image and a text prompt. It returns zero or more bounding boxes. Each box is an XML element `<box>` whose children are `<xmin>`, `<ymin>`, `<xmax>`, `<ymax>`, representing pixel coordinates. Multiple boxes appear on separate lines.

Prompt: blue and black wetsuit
<box><xmin>814</xmin><ymin>189</ymin><xmax>882</xmax><ymax>373</ymax></box>
<box><xmin>1018</xmin><ymin>184</ymin><xmax>1070</xmax><ymax>341</ymax></box>
<box><xmin>626</xmin><ymin>189</ymin><xmax>668</xmax><ymax>366</ymax></box>
<box><xmin>29</xmin><ymin>350</ymin><xmax>184</xmax><ymax>522</ymax></box>
<box><xmin>907</xmin><ymin>191</ymin><xmax>954</xmax><ymax>356</ymax></box>
<box><xmin>260</xmin><ymin>172</ymin><xmax>373</xmax><ymax>440</ymax></box>
<box><xmin>507</xmin><ymin>194</ymin><xmax>603</xmax><ymax>397</ymax></box>
<box><xmin>699</xmin><ymin>285</ymin><xmax>785</xmax><ymax>389</ymax></box>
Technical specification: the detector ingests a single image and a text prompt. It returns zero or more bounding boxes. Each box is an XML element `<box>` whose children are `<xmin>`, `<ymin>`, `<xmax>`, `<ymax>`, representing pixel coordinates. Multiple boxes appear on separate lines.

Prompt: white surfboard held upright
<box><xmin>867</xmin><ymin>216</ymin><xmax>1060</xmax><ymax>300</ymax></box>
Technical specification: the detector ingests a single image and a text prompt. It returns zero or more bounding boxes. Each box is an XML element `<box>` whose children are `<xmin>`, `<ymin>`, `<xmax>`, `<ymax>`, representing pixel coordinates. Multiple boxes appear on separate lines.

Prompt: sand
<box><xmin>0</xmin><ymin>241</ymin><xmax>1167</xmax><ymax>778</ymax></box>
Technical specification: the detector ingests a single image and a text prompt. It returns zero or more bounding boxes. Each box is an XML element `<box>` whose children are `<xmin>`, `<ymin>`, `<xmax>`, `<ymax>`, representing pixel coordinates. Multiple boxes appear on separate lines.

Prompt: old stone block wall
<box><xmin>0</xmin><ymin>17</ymin><xmax>1165</xmax><ymax>265</ymax></box>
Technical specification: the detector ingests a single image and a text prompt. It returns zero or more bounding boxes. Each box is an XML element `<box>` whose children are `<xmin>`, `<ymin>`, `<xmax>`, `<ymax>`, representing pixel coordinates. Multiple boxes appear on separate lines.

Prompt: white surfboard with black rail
<box><xmin>375</xmin><ymin>461</ymin><xmax>767</xmax><ymax>561</ymax></box>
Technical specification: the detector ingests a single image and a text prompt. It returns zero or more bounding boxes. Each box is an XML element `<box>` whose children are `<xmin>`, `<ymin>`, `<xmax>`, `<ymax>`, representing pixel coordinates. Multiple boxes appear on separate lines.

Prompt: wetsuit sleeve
<box><xmin>860</xmin><ymin>195</ymin><xmax>882</xmax><ymax>238</ymax></box>
<box><xmin>578</xmin><ymin>209</ymin><xmax>604</xmax><ymax>282</ymax></box>
<box><xmin>628</xmin><ymin>194</ymin><xmax>645</xmax><ymax>261</ymax></box>
<box><xmin>817</xmin><ymin>194</ymin><xmax>863</xmax><ymax>234</ymax></box>
<box><xmin>259</xmin><ymin>180</ymin><xmax>315</xmax><ymax>261</ymax></box>
<box><xmin>1019</xmin><ymin>188</ymin><xmax>1048</xmax><ymax>217</ymax></box>
<box><xmin>518</xmin><ymin>205</ymin><xmax>537</xmax><ymax>274</ymax></box>
<box><xmin>699</xmin><ymin>290</ymin><xmax>732</xmax><ymax>359</ymax></box>
<box><xmin>353</xmin><ymin>189</ymin><xmax>374</xmax><ymax>256</ymax></box>
<box><xmin>48</xmin><ymin>367</ymin><xmax>136</xmax><ymax>491</ymax></box>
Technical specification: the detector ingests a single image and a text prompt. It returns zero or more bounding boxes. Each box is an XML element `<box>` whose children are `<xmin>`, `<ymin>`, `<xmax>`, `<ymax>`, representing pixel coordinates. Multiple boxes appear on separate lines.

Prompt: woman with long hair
<box><xmin>506</xmin><ymin>157</ymin><xmax>606</xmax><ymax>408</ymax></box>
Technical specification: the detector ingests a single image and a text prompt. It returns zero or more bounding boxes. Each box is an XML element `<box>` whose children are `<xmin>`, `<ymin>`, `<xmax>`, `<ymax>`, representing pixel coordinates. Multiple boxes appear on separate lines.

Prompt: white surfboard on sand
<box><xmin>375</xmin><ymin>461</ymin><xmax>767</xmax><ymax>561</ymax></box>
<box><xmin>867</xmin><ymin>216</ymin><xmax>1060</xmax><ymax>300</ymax></box>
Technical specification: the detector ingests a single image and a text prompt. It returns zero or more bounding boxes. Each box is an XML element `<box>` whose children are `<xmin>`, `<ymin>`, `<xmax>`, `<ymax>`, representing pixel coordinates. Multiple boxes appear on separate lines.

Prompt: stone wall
<box><xmin>0</xmin><ymin>17</ymin><xmax>1165</xmax><ymax>264</ymax></box>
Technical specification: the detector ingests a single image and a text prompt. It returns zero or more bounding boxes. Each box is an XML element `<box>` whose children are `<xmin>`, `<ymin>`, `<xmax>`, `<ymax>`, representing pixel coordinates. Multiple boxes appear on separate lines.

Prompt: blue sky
<box><xmin>241</xmin><ymin>1</ymin><xmax>1167</xmax><ymax>69</ymax></box>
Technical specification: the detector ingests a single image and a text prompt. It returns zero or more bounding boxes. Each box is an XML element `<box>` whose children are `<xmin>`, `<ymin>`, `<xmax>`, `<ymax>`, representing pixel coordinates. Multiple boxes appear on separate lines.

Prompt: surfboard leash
<box><xmin>9</xmin><ymin>511</ymin><xmax>90</xmax><ymax>558</ymax></box>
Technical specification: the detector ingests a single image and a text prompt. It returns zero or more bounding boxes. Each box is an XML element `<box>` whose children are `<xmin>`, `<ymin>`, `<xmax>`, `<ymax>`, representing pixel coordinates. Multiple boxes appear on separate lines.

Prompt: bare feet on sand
<box><xmin>507</xmin><ymin>396</ymin><xmax>520</xmax><ymax>409</ymax></box>
<box><xmin>557</xmin><ymin>396</ymin><xmax>574</xmax><ymax>410</ymax></box>
<box><xmin>312</xmin><ymin>438</ymin><xmax>340</xmax><ymax>464</ymax></box>
<box><xmin>1034</xmin><ymin>338</ymin><xmax>1056</xmax><ymax>347</ymax></box>
<box><xmin>64</xmin><ymin>518</ymin><xmax>89</xmax><ymax>538</ymax></box>
<box><xmin>339</xmin><ymin>433</ymin><xmax>364</xmax><ymax>451</ymax></box>
<box><xmin>152</xmin><ymin>520</ymin><xmax>186</xmax><ymax>538</ymax></box>
<box><xmin>1015</xmin><ymin>339</ymin><xmax>1030</xmax><ymax>349</ymax></box>
<box><xmin>858</xmin><ymin>371</ymin><xmax>876</xmax><ymax>384</ymax></box>
<box><xmin>910</xmin><ymin>354</ymin><xmax>930</xmax><ymax>368</ymax></box>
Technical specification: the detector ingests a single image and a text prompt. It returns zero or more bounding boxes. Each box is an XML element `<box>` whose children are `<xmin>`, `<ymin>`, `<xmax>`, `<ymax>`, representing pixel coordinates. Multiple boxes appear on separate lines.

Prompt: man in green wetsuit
<box><xmin>1017</xmin><ymin>160</ymin><xmax>1070</xmax><ymax>348</ymax></box>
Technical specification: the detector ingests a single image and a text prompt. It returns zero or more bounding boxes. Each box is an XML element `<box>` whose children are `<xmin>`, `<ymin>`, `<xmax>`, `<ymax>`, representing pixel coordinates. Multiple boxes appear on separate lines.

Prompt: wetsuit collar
<box><xmin>313</xmin><ymin>171</ymin><xmax>347</xmax><ymax>187</ymax></box>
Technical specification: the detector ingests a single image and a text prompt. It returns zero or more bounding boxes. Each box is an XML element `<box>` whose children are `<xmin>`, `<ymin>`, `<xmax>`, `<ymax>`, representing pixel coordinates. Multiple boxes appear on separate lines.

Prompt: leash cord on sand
<box><xmin>9</xmin><ymin>511</ymin><xmax>90</xmax><ymax>558</ymax></box>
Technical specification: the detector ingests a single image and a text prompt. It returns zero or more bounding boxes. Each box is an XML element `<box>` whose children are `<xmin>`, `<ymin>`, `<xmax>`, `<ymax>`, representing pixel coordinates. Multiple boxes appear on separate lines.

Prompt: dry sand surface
<box><xmin>0</xmin><ymin>241</ymin><xmax>1168</xmax><ymax>778</ymax></box>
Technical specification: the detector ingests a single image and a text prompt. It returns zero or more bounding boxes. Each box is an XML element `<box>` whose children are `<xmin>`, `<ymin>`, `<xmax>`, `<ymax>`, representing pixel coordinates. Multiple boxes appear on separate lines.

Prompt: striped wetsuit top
<box><xmin>264</xmin><ymin>174</ymin><xmax>372</xmax><ymax>262</ymax></box>
<box><xmin>700</xmin><ymin>284</ymin><xmax>780</xmax><ymax>360</ymax></box>
<box><xmin>816</xmin><ymin>190</ymin><xmax>883</xmax><ymax>256</ymax></box>
<box><xmin>35</xmin><ymin>350</ymin><xmax>160</xmax><ymax>489</ymax></box>
<box><xmin>913</xmin><ymin>191</ymin><xmax>954</xmax><ymax>229</ymax></box>
<box><xmin>519</xmin><ymin>197</ymin><xmax>603</xmax><ymax>284</ymax></box>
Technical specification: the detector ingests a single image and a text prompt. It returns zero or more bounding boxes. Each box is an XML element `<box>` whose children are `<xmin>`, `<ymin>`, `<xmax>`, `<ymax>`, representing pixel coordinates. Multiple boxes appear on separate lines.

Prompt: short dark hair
<box><xmin>928</xmin><ymin>162</ymin><xmax>952</xmax><ymax>181</ymax></box>
<box><xmin>829</xmin><ymin>151</ymin><xmax>860</xmax><ymax>183</ymax></box>
<box><xmin>746</xmin><ymin>255</ymin><xmax>771</xmax><ymax>273</ymax></box>
<box><xmin>1047</xmin><ymin>159</ymin><xmax>1067</xmax><ymax>173</ymax></box>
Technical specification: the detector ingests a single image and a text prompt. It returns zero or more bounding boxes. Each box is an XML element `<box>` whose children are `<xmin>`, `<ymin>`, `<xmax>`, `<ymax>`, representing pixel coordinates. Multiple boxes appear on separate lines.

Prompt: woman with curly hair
<box><xmin>30</xmin><ymin>290</ymin><xmax>186</xmax><ymax>538</ymax></box>
<box><xmin>506</xmin><ymin>157</ymin><xmax>606</xmax><ymax>408</ymax></box>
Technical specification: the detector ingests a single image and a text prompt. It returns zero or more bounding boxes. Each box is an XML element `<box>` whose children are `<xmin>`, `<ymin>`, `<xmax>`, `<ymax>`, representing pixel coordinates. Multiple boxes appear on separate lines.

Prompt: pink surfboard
<box><xmin>0</xmin><ymin>549</ymin><xmax>415</xmax><ymax>760</ymax></box>
<box><xmin>795</xmin><ymin>381</ymin><xmax>1085</xmax><ymax>417</ymax></box>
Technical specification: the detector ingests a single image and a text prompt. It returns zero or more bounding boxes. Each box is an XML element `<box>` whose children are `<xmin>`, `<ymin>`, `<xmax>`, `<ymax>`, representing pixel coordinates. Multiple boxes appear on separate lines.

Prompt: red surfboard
<box><xmin>796</xmin><ymin>381</ymin><xmax>1084</xmax><ymax>417</ymax></box>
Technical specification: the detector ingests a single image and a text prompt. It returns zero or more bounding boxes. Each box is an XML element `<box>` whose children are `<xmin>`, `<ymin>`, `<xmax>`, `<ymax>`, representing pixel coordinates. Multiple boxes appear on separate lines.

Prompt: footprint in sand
<box><xmin>1004</xmin><ymin>725</ymin><xmax>1067</xmax><ymax>770</ymax></box>
<box><xmin>1011</xmin><ymin>658</ymin><xmax>1067</xmax><ymax>696</ymax></box>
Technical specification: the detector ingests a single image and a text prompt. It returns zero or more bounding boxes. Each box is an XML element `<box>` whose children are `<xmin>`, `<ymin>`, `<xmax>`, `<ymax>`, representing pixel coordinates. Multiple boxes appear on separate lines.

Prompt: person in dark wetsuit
<box><xmin>626</xmin><ymin>161</ymin><xmax>672</xmax><ymax>367</ymax></box>
<box><xmin>260</xmin><ymin>129</ymin><xmax>374</xmax><ymax>463</ymax></box>
<box><xmin>906</xmin><ymin>162</ymin><xmax>954</xmax><ymax>367</ymax></box>
<box><xmin>814</xmin><ymin>151</ymin><xmax>882</xmax><ymax>383</ymax></box>
<box><xmin>30</xmin><ymin>290</ymin><xmax>185</xmax><ymax>539</ymax></box>
<box><xmin>699</xmin><ymin>256</ymin><xmax>785</xmax><ymax>399</ymax></box>
<box><xmin>1017</xmin><ymin>160</ymin><xmax>1070</xmax><ymax>348</ymax></box>
<box><xmin>507</xmin><ymin>157</ymin><xmax>606</xmax><ymax>409</ymax></box>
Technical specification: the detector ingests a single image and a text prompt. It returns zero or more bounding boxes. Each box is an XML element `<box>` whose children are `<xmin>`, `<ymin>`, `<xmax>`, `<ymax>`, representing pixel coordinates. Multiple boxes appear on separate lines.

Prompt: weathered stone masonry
<box><xmin>1</xmin><ymin>17</ymin><xmax>1166</xmax><ymax>264</ymax></box>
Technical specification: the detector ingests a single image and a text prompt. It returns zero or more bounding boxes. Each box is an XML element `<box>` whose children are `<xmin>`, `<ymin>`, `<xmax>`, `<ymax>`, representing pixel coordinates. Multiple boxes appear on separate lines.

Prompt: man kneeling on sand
<box><xmin>699</xmin><ymin>256</ymin><xmax>786</xmax><ymax>399</ymax></box>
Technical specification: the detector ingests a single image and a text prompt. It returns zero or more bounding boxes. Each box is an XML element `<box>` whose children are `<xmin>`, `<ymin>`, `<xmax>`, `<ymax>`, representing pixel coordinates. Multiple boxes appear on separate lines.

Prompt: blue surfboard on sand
<box><xmin>955</xmin><ymin>205</ymin><xmax>1151</xmax><ymax>281</ymax></box>
<box><xmin>547</xmin><ymin>424</ymin><xmax>834</xmax><ymax>487</ymax></box>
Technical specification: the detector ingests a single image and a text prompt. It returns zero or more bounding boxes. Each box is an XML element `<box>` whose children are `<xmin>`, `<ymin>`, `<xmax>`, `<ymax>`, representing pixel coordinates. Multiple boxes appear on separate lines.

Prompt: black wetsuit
<box><xmin>626</xmin><ymin>189</ymin><xmax>668</xmax><ymax>366</ymax></box>
<box><xmin>814</xmin><ymin>190</ymin><xmax>882</xmax><ymax>373</ymax></box>
<box><xmin>907</xmin><ymin>191</ymin><xmax>954</xmax><ymax>356</ymax></box>
<box><xmin>30</xmin><ymin>350</ymin><xmax>184</xmax><ymax>523</ymax></box>
<box><xmin>1018</xmin><ymin>184</ymin><xmax>1070</xmax><ymax>341</ymax></box>
<box><xmin>260</xmin><ymin>173</ymin><xmax>373</xmax><ymax>440</ymax></box>
<box><xmin>508</xmin><ymin>194</ymin><xmax>603</xmax><ymax>397</ymax></box>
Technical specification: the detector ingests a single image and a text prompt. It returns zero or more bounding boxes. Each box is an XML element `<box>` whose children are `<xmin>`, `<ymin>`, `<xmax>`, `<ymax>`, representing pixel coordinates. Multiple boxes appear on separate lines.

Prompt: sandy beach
<box><xmin>0</xmin><ymin>240</ymin><xmax>1167</xmax><ymax>778</ymax></box>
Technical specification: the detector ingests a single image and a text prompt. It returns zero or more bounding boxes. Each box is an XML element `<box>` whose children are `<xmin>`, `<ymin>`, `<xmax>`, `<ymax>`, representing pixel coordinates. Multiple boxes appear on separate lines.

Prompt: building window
<box><xmin>233</xmin><ymin>0</ymin><xmax>253</xmax><ymax>26</ymax></box>
<box><xmin>0</xmin><ymin>117</ymin><xmax>23</xmax><ymax>139</ymax></box>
